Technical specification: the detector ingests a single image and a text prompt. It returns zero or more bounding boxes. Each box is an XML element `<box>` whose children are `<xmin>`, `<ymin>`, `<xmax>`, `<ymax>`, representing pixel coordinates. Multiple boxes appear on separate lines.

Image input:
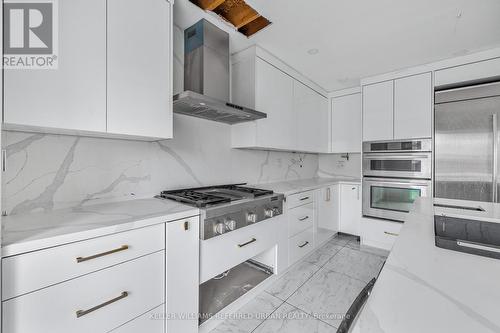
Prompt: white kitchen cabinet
<box><xmin>361</xmin><ymin>217</ymin><xmax>402</xmax><ymax>251</ymax></box>
<box><xmin>107</xmin><ymin>0</ymin><xmax>173</xmax><ymax>140</ymax></box>
<box><xmin>3</xmin><ymin>0</ymin><xmax>106</xmax><ymax>133</ymax></box>
<box><xmin>166</xmin><ymin>217</ymin><xmax>199</xmax><ymax>333</ymax></box>
<box><xmin>295</xmin><ymin>81</ymin><xmax>330</xmax><ymax>153</ymax></box>
<box><xmin>340</xmin><ymin>184</ymin><xmax>361</xmax><ymax>236</ymax></box>
<box><xmin>111</xmin><ymin>305</ymin><xmax>164</xmax><ymax>333</ymax></box>
<box><xmin>394</xmin><ymin>73</ymin><xmax>432</xmax><ymax>139</ymax></box>
<box><xmin>232</xmin><ymin>58</ymin><xmax>295</xmax><ymax>150</ymax></box>
<box><xmin>362</xmin><ymin>81</ymin><xmax>394</xmax><ymax>141</ymax></box>
<box><xmin>316</xmin><ymin>186</ymin><xmax>340</xmax><ymax>246</ymax></box>
<box><xmin>231</xmin><ymin>48</ymin><xmax>329</xmax><ymax>153</ymax></box>
<box><xmin>331</xmin><ymin>93</ymin><xmax>362</xmax><ymax>153</ymax></box>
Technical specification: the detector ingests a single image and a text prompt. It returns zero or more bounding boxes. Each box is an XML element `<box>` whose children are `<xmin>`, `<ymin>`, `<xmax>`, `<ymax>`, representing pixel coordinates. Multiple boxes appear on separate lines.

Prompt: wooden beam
<box><xmin>192</xmin><ymin>0</ymin><xmax>226</xmax><ymax>11</ymax></box>
<box><xmin>238</xmin><ymin>16</ymin><xmax>271</xmax><ymax>37</ymax></box>
<box><xmin>214</xmin><ymin>1</ymin><xmax>260</xmax><ymax>29</ymax></box>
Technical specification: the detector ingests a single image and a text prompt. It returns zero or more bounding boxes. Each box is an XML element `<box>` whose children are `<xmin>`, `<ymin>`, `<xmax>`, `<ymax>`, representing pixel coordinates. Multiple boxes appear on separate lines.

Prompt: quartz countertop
<box><xmin>352</xmin><ymin>197</ymin><xmax>500</xmax><ymax>333</ymax></box>
<box><xmin>256</xmin><ymin>177</ymin><xmax>361</xmax><ymax>196</ymax></box>
<box><xmin>1</xmin><ymin>198</ymin><xmax>199</xmax><ymax>257</ymax></box>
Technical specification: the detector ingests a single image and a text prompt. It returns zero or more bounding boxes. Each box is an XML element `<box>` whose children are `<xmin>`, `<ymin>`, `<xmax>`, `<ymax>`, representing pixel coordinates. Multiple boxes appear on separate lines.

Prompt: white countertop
<box><xmin>353</xmin><ymin>197</ymin><xmax>500</xmax><ymax>333</ymax></box>
<box><xmin>256</xmin><ymin>177</ymin><xmax>361</xmax><ymax>196</ymax></box>
<box><xmin>1</xmin><ymin>198</ymin><xmax>199</xmax><ymax>257</ymax></box>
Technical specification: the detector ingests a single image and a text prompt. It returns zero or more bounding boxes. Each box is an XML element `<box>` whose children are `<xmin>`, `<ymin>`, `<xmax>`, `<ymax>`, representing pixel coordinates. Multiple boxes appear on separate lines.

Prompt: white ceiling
<box><xmin>174</xmin><ymin>0</ymin><xmax>500</xmax><ymax>92</ymax></box>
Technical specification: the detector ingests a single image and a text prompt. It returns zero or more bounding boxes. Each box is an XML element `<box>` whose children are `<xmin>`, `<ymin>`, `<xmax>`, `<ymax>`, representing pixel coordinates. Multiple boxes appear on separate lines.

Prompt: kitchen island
<box><xmin>352</xmin><ymin>197</ymin><xmax>500</xmax><ymax>333</ymax></box>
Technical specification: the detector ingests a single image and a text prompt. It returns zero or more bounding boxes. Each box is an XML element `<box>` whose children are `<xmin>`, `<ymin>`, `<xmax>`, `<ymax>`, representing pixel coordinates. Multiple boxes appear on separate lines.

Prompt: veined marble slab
<box><xmin>255</xmin><ymin>177</ymin><xmax>361</xmax><ymax>196</ymax></box>
<box><xmin>1</xmin><ymin>198</ymin><xmax>199</xmax><ymax>257</ymax></box>
<box><xmin>352</xmin><ymin>197</ymin><xmax>500</xmax><ymax>333</ymax></box>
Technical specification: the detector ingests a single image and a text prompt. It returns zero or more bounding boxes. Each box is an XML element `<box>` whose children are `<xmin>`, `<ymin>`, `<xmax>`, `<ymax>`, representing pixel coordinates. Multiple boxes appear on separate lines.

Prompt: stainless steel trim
<box><xmin>238</xmin><ymin>238</ymin><xmax>257</xmax><ymax>248</ymax></box>
<box><xmin>298</xmin><ymin>216</ymin><xmax>309</xmax><ymax>221</ymax></box>
<box><xmin>76</xmin><ymin>292</ymin><xmax>129</xmax><ymax>318</ymax></box>
<box><xmin>76</xmin><ymin>245</ymin><xmax>129</xmax><ymax>263</ymax></box>
<box><xmin>493</xmin><ymin>114</ymin><xmax>498</xmax><ymax>202</ymax></box>
<box><xmin>435</xmin><ymin>81</ymin><xmax>500</xmax><ymax>104</ymax></box>
<box><xmin>298</xmin><ymin>241</ymin><xmax>310</xmax><ymax>248</ymax></box>
<box><xmin>457</xmin><ymin>240</ymin><xmax>500</xmax><ymax>254</ymax></box>
<box><xmin>364</xmin><ymin>153</ymin><xmax>431</xmax><ymax>159</ymax></box>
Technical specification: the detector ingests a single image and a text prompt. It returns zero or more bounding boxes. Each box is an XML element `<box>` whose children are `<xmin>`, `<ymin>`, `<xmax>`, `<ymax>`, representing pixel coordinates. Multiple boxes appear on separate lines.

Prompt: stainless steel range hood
<box><xmin>173</xmin><ymin>20</ymin><xmax>266</xmax><ymax>125</ymax></box>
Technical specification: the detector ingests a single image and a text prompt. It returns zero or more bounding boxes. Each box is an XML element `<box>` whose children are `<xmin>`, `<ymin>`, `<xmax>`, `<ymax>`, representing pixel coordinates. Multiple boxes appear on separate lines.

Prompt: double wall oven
<box><xmin>362</xmin><ymin>139</ymin><xmax>432</xmax><ymax>222</ymax></box>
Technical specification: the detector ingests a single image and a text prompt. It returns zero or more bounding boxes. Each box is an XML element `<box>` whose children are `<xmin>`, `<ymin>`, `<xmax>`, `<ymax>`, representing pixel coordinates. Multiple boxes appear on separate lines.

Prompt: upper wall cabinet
<box><xmin>4</xmin><ymin>0</ymin><xmax>107</xmax><ymax>133</ymax></box>
<box><xmin>3</xmin><ymin>0</ymin><xmax>173</xmax><ymax>141</ymax></box>
<box><xmin>231</xmin><ymin>47</ymin><xmax>329</xmax><ymax>153</ymax></box>
<box><xmin>107</xmin><ymin>0</ymin><xmax>172</xmax><ymax>139</ymax></box>
<box><xmin>331</xmin><ymin>93</ymin><xmax>361</xmax><ymax>153</ymax></box>
<box><xmin>362</xmin><ymin>81</ymin><xmax>394</xmax><ymax>142</ymax></box>
<box><xmin>295</xmin><ymin>81</ymin><xmax>329</xmax><ymax>153</ymax></box>
<box><xmin>394</xmin><ymin>73</ymin><xmax>432</xmax><ymax>139</ymax></box>
<box><xmin>362</xmin><ymin>72</ymin><xmax>432</xmax><ymax>142</ymax></box>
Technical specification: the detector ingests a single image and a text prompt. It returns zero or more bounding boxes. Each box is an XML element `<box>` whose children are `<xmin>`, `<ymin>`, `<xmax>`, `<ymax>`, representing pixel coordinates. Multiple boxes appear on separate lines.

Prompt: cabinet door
<box><xmin>331</xmin><ymin>93</ymin><xmax>362</xmax><ymax>153</ymax></box>
<box><xmin>4</xmin><ymin>0</ymin><xmax>106</xmax><ymax>132</ymax></box>
<box><xmin>340</xmin><ymin>184</ymin><xmax>361</xmax><ymax>236</ymax></box>
<box><xmin>295</xmin><ymin>81</ymin><xmax>329</xmax><ymax>153</ymax></box>
<box><xmin>107</xmin><ymin>0</ymin><xmax>172</xmax><ymax>139</ymax></box>
<box><xmin>255</xmin><ymin>58</ymin><xmax>295</xmax><ymax>149</ymax></box>
<box><xmin>166</xmin><ymin>217</ymin><xmax>199</xmax><ymax>333</ymax></box>
<box><xmin>316</xmin><ymin>186</ymin><xmax>340</xmax><ymax>244</ymax></box>
<box><xmin>394</xmin><ymin>73</ymin><xmax>432</xmax><ymax>139</ymax></box>
<box><xmin>362</xmin><ymin>81</ymin><xmax>394</xmax><ymax>141</ymax></box>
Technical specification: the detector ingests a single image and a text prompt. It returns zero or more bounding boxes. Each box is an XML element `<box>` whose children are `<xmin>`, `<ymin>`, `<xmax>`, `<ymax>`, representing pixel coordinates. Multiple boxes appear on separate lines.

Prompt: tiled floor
<box><xmin>210</xmin><ymin>234</ymin><xmax>388</xmax><ymax>333</ymax></box>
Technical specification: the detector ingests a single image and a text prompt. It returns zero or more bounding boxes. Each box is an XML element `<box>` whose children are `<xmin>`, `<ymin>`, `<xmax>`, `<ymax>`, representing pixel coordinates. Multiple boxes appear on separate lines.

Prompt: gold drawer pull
<box><xmin>238</xmin><ymin>238</ymin><xmax>257</xmax><ymax>248</ymax></box>
<box><xmin>76</xmin><ymin>245</ymin><xmax>129</xmax><ymax>263</ymax></box>
<box><xmin>76</xmin><ymin>291</ymin><xmax>128</xmax><ymax>318</ymax></box>
<box><xmin>384</xmin><ymin>231</ymin><xmax>399</xmax><ymax>237</ymax></box>
<box><xmin>298</xmin><ymin>241</ymin><xmax>310</xmax><ymax>248</ymax></box>
<box><xmin>299</xmin><ymin>196</ymin><xmax>310</xmax><ymax>201</ymax></box>
<box><xmin>299</xmin><ymin>216</ymin><xmax>309</xmax><ymax>221</ymax></box>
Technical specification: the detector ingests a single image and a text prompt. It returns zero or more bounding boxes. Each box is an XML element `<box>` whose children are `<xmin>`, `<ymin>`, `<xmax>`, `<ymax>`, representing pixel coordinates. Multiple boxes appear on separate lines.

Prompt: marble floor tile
<box><xmin>252</xmin><ymin>302</ymin><xmax>334</xmax><ymax>333</ymax></box>
<box><xmin>325</xmin><ymin>247</ymin><xmax>386</xmax><ymax>283</ymax></box>
<box><xmin>325</xmin><ymin>234</ymin><xmax>352</xmax><ymax>247</ymax></box>
<box><xmin>210</xmin><ymin>292</ymin><xmax>283</xmax><ymax>333</ymax></box>
<box><xmin>287</xmin><ymin>268</ymin><xmax>366</xmax><ymax>328</ymax></box>
<box><xmin>303</xmin><ymin>248</ymin><xmax>336</xmax><ymax>267</ymax></box>
<box><xmin>318</xmin><ymin>239</ymin><xmax>345</xmax><ymax>256</ymax></box>
<box><xmin>265</xmin><ymin>261</ymin><xmax>320</xmax><ymax>301</ymax></box>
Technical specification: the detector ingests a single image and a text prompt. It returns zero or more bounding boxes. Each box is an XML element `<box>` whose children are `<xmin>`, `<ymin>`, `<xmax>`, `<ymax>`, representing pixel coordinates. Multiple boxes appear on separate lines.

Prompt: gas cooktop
<box><xmin>158</xmin><ymin>184</ymin><xmax>275</xmax><ymax>208</ymax></box>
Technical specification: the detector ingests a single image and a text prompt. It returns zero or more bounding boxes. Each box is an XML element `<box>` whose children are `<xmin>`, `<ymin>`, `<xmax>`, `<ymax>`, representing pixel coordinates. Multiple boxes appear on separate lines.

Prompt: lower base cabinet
<box><xmin>166</xmin><ymin>217</ymin><xmax>200</xmax><ymax>333</ymax></box>
<box><xmin>111</xmin><ymin>305</ymin><xmax>165</xmax><ymax>333</ymax></box>
<box><xmin>289</xmin><ymin>228</ymin><xmax>315</xmax><ymax>265</ymax></box>
<box><xmin>361</xmin><ymin>217</ymin><xmax>402</xmax><ymax>251</ymax></box>
<box><xmin>339</xmin><ymin>184</ymin><xmax>361</xmax><ymax>236</ymax></box>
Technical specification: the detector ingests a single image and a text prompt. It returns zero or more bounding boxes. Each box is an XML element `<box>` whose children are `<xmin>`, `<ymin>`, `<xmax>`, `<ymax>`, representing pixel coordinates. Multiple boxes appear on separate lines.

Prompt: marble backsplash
<box><xmin>2</xmin><ymin>115</ymin><xmax>319</xmax><ymax>216</ymax></box>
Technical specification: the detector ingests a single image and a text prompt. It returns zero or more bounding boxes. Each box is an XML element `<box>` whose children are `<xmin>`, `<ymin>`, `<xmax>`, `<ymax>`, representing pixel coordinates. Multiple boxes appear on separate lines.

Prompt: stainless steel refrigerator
<box><xmin>435</xmin><ymin>81</ymin><xmax>500</xmax><ymax>202</ymax></box>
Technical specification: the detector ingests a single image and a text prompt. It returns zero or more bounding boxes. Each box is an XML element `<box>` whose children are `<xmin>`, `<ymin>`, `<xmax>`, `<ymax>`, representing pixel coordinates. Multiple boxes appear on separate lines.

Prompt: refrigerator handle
<box><xmin>493</xmin><ymin>114</ymin><xmax>498</xmax><ymax>203</ymax></box>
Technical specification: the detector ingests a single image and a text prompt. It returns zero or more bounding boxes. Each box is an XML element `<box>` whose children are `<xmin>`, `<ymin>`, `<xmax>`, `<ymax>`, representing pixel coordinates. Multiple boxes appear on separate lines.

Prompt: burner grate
<box><xmin>159</xmin><ymin>190</ymin><xmax>231</xmax><ymax>208</ymax></box>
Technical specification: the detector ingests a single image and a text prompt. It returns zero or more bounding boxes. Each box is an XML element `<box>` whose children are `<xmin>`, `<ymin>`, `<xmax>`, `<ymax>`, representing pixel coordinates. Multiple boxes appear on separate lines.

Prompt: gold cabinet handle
<box><xmin>238</xmin><ymin>238</ymin><xmax>257</xmax><ymax>248</ymax></box>
<box><xmin>384</xmin><ymin>231</ymin><xmax>399</xmax><ymax>237</ymax></box>
<box><xmin>76</xmin><ymin>291</ymin><xmax>128</xmax><ymax>318</ymax></box>
<box><xmin>76</xmin><ymin>245</ymin><xmax>129</xmax><ymax>263</ymax></box>
<box><xmin>299</xmin><ymin>216</ymin><xmax>309</xmax><ymax>221</ymax></box>
<box><xmin>298</xmin><ymin>241</ymin><xmax>310</xmax><ymax>248</ymax></box>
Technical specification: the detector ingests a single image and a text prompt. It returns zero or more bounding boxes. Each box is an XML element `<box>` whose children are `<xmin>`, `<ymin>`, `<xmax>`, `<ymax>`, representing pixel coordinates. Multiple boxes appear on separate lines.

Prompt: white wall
<box><xmin>317</xmin><ymin>153</ymin><xmax>361</xmax><ymax>179</ymax></box>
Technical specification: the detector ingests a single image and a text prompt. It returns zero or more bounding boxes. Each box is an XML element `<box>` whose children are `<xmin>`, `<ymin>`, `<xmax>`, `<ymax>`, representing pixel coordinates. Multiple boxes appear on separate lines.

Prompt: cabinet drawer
<box><xmin>289</xmin><ymin>228</ymin><xmax>314</xmax><ymax>265</ymax></box>
<box><xmin>3</xmin><ymin>224</ymin><xmax>165</xmax><ymax>300</ymax></box>
<box><xmin>110</xmin><ymin>305</ymin><xmax>164</xmax><ymax>333</ymax></box>
<box><xmin>288</xmin><ymin>203</ymin><xmax>314</xmax><ymax>237</ymax></box>
<box><xmin>361</xmin><ymin>218</ymin><xmax>402</xmax><ymax>251</ymax></box>
<box><xmin>287</xmin><ymin>190</ymin><xmax>314</xmax><ymax>209</ymax></box>
<box><xmin>3</xmin><ymin>251</ymin><xmax>165</xmax><ymax>333</ymax></box>
<box><xmin>200</xmin><ymin>216</ymin><xmax>285</xmax><ymax>284</ymax></box>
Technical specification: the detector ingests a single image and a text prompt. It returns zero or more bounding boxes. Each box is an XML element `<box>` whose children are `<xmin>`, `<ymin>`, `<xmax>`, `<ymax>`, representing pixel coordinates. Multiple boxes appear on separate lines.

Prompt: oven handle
<box><xmin>363</xmin><ymin>153</ymin><xmax>430</xmax><ymax>160</ymax></box>
<box><xmin>363</xmin><ymin>179</ymin><xmax>431</xmax><ymax>187</ymax></box>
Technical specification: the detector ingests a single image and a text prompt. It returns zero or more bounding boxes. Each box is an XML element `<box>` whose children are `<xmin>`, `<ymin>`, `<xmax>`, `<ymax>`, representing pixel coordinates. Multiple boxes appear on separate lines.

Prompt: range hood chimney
<box><xmin>173</xmin><ymin>19</ymin><xmax>266</xmax><ymax>125</ymax></box>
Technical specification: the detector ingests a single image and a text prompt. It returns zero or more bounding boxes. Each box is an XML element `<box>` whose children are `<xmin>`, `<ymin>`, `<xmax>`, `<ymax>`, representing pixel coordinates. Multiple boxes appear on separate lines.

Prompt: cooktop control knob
<box><xmin>224</xmin><ymin>219</ymin><xmax>237</xmax><ymax>231</ymax></box>
<box><xmin>247</xmin><ymin>212</ymin><xmax>257</xmax><ymax>223</ymax></box>
<box><xmin>214</xmin><ymin>222</ymin><xmax>226</xmax><ymax>235</ymax></box>
<box><xmin>272</xmin><ymin>207</ymin><xmax>280</xmax><ymax>216</ymax></box>
<box><xmin>264</xmin><ymin>208</ymin><xmax>274</xmax><ymax>218</ymax></box>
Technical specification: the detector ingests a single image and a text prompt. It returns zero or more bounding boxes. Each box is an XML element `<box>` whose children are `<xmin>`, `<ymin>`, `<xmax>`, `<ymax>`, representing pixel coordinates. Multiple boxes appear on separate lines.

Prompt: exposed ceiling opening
<box><xmin>189</xmin><ymin>0</ymin><xmax>271</xmax><ymax>37</ymax></box>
